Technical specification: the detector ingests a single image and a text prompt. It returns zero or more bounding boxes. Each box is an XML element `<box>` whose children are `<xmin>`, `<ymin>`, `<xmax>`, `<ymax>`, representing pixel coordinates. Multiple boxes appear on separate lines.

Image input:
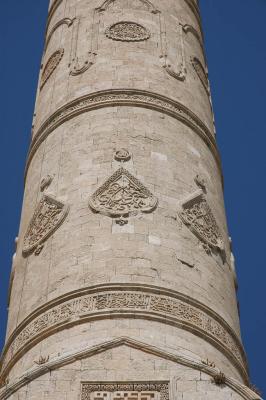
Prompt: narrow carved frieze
<box><xmin>40</xmin><ymin>48</ymin><xmax>64</xmax><ymax>89</ymax></box>
<box><xmin>178</xmin><ymin>190</ymin><xmax>225</xmax><ymax>257</ymax></box>
<box><xmin>81</xmin><ymin>382</ymin><xmax>169</xmax><ymax>400</ymax></box>
<box><xmin>89</xmin><ymin>167</ymin><xmax>158</xmax><ymax>219</ymax></box>
<box><xmin>0</xmin><ymin>286</ymin><xmax>247</xmax><ymax>378</ymax></box>
<box><xmin>105</xmin><ymin>22</ymin><xmax>150</xmax><ymax>42</ymax></box>
<box><xmin>22</xmin><ymin>194</ymin><xmax>69</xmax><ymax>256</ymax></box>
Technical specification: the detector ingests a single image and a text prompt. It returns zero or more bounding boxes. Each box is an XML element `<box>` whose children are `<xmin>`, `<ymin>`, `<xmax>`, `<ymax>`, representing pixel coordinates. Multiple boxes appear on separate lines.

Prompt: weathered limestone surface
<box><xmin>0</xmin><ymin>0</ymin><xmax>260</xmax><ymax>399</ymax></box>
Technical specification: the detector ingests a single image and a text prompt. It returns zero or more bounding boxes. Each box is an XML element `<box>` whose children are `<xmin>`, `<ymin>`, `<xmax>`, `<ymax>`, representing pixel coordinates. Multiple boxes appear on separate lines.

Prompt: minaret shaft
<box><xmin>1</xmin><ymin>1</ymin><xmax>259</xmax><ymax>399</ymax></box>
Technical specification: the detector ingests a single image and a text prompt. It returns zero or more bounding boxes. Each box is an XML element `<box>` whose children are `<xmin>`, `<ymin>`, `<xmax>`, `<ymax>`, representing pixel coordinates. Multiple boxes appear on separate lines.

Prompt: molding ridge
<box><xmin>26</xmin><ymin>89</ymin><xmax>220</xmax><ymax>183</ymax></box>
<box><xmin>0</xmin><ymin>338</ymin><xmax>260</xmax><ymax>400</ymax></box>
<box><xmin>0</xmin><ymin>284</ymin><xmax>248</xmax><ymax>382</ymax></box>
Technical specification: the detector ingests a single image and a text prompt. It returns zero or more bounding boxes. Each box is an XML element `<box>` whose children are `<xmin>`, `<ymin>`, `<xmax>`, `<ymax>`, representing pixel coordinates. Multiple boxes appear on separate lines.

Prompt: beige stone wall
<box><xmin>1</xmin><ymin>0</ymin><xmax>258</xmax><ymax>399</ymax></box>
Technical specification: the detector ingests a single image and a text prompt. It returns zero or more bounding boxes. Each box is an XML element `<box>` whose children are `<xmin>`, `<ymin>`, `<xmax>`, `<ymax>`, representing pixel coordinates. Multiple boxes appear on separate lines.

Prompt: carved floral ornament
<box><xmin>89</xmin><ymin>167</ymin><xmax>158</xmax><ymax>219</ymax></box>
<box><xmin>40</xmin><ymin>48</ymin><xmax>64</xmax><ymax>89</ymax></box>
<box><xmin>178</xmin><ymin>190</ymin><xmax>225</xmax><ymax>257</ymax></box>
<box><xmin>81</xmin><ymin>382</ymin><xmax>169</xmax><ymax>400</ymax></box>
<box><xmin>105</xmin><ymin>21</ymin><xmax>150</xmax><ymax>42</ymax></box>
<box><xmin>23</xmin><ymin>194</ymin><xmax>69</xmax><ymax>256</ymax></box>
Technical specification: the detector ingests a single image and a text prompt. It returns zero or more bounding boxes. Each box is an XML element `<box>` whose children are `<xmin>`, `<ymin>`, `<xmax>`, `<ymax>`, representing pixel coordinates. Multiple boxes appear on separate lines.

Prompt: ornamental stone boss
<box><xmin>0</xmin><ymin>1</ymin><xmax>260</xmax><ymax>400</ymax></box>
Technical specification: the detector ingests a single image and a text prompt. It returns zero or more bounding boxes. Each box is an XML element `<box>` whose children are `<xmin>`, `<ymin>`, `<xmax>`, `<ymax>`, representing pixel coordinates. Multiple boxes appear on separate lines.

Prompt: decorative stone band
<box><xmin>0</xmin><ymin>338</ymin><xmax>260</xmax><ymax>400</ymax></box>
<box><xmin>25</xmin><ymin>89</ymin><xmax>221</xmax><ymax>182</ymax></box>
<box><xmin>81</xmin><ymin>381</ymin><xmax>169</xmax><ymax>400</ymax></box>
<box><xmin>0</xmin><ymin>284</ymin><xmax>248</xmax><ymax>381</ymax></box>
<box><xmin>45</xmin><ymin>18</ymin><xmax>75</xmax><ymax>52</ymax></box>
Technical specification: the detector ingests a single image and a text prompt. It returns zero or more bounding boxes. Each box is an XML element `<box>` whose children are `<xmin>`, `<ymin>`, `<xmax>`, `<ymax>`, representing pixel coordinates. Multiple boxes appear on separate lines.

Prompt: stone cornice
<box><xmin>0</xmin><ymin>284</ymin><xmax>248</xmax><ymax>382</ymax></box>
<box><xmin>25</xmin><ymin>89</ymin><xmax>221</xmax><ymax>182</ymax></box>
<box><xmin>0</xmin><ymin>338</ymin><xmax>260</xmax><ymax>400</ymax></box>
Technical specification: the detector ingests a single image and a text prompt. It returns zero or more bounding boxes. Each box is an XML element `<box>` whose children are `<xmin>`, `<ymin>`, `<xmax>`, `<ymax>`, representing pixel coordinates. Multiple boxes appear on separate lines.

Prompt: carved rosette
<box><xmin>178</xmin><ymin>190</ymin><xmax>224</xmax><ymax>255</ymax></box>
<box><xmin>89</xmin><ymin>168</ymin><xmax>158</xmax><ymax>218</ymax></box>
<box><xmin>23</xmin><ymin>194</ymin><xmax>69</xmax><ymax>256</ymax></box>
<box><xmin>105</xmin><ymin>22</ymin><xmax>150</xmax><ymax>42</ymax></box>
<box><xmin>114</xmin><ymin>148</ymin><xmax>131</xmax><ymax>162</ymax></box>
<box><xmin>81</xmin><ymin>382</ymin><xmax>169</xmax><ymax>400</ymax></box>
<box><xmin>40</xmin><ymin>48</ymin><xmax>64</xmax><ymax>89</ymax></box>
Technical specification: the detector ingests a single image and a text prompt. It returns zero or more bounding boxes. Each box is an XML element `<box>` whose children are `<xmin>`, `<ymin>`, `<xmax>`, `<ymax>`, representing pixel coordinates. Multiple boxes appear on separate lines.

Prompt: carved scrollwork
<box><xmin>178</xmin><ymin>190</ymin><xmax>225</xmax><ymax>256</ymax></box>
<box><xmin>105</xmin><ymin>21</ymin><xmax>150</xmax><ymax>42</ymax></box>
<box><xmin>89</xmin><ymin>167</ymin><xmax>158</xmax><ymax>218</ymax></box>
<box><xmin>40</xmin><ymin>48</ymin><xmax>64</xmax><ymax>89</ymax></box>
<box><xmin>22</xmin><ymin>194</ymin><xmax>69</xmax><ymax>256</ymax></box>
<box><xmin>81</xmin><ymin>382</ymin><xmax>169</xmax><ymax>400</ymax></box>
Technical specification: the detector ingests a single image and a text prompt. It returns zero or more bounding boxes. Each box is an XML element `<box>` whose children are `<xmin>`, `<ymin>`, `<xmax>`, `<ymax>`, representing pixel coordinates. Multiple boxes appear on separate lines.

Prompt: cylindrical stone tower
<box><xmin>0</xmin><ymin>1</ymin><xmax>260</xmax><ymax>399</ymax></box>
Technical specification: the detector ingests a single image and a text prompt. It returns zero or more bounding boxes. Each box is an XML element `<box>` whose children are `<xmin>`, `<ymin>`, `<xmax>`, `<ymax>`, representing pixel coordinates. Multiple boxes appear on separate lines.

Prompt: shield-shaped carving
<box><xmin>23</xmin><ymin>194</ymin><xmax>69</xmax><ymax>255</ymax></box>
<box><xmin>89</xmin><ymin>167</ymin><xmax>158</xmax><ymax>217</ymax></box>
<box><xmin>178</xmin><ymin>190</ymin><xmax>224</xmax><ymax>252</ymax></box>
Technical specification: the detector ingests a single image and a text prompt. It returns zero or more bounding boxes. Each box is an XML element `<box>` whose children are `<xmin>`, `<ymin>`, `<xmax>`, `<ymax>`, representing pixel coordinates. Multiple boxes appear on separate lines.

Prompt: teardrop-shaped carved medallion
<box><xmin>105</xmin><ymin>21</ymin><xmax>150</xmax><ymax>42</ymax></box>
<box><xmin>89</xmin><ymin>167</ymin><xmax>157</xmax><ymax>217</ymax></box>
<box><xmin>23</xmin><ymin>194</ymin><xmax>69</xmax><ymax>256</ymax></box>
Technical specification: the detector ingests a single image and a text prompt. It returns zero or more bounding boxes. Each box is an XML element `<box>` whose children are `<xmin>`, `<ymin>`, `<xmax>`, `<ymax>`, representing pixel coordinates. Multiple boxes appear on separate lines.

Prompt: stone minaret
<box><xmin>0</xmin><ymin>1</ymin><xmax>260</xmax><ymax>399</ymax></box>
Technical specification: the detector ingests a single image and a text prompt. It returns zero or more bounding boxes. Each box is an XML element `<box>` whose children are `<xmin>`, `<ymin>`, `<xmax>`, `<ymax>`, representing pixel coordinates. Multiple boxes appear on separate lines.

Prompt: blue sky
<box><xmin>0</xmin><ymin>0</ymin><xmax>265</xmax><ymax>395</ymax></box>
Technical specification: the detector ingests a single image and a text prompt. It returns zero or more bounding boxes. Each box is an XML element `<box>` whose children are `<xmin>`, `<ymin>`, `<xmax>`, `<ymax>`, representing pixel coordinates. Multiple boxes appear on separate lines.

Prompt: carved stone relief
<box><xmin>40</xmin><ymin>48</ymin><xmax>64</xmax><ymax>89</ymax></box>
<box><xmin>40</xmin><ymin>175</ymin><xmax>53</xmax><ymax>192</ymax></box>
<box><xmin>194</xmin><ymin>174</ymin><xmax>207</xmax><ymax>193</ymax></box>
<box><xmin>178</xmin><ymin>190</ymin><xmax>225</xmax><ymax>257</ymax></box>
<box><xmin>160</xmin><ymin>22</ymin><xmax>187</xmax><ymax>81</ymax></box>
<box><xmin>69</xmin><ymin>17</ymin><xmax>98</xmax><ymax>76</ymax></box>
<box><xmin>89</xmin><ymin>167</ymin><xmax>158</xmax><ymax>219</ymax></box>
<box><xmin>114</xmin><ymin>149</ymin><xmax>131</xmax><ymax>162</ymax></box>
<box><xmin>1</xmin><ymin>286</ymin><xmax>246</xmax><ymax>376</ymax></box>
<box><xmin>97</xmin><ymin>0</ymin><xmax>160</xmax><ymax>13</ymax></box>
<box><xmin>45</xmin><ymin>18</ymin><xmax>75</xmax><ymax>52</ymax></box>
<box><xmin>22</xmin><ymin>194</ymin><xmax>69</xmax><ymax>256</ymax></box>
<box><xmin>191</xmin><ymin>57</ymin><xmax>210</xmax><ymax>95</ymax></box>
<box><xmin>105</xmin><ymin>22</ymin><xmax>150</xmax><ymax>42</ymax></box>
<box><xmin>81</xmin><ymin>382</ymin><xmax>169</xmax><ymax>400</ymax></box>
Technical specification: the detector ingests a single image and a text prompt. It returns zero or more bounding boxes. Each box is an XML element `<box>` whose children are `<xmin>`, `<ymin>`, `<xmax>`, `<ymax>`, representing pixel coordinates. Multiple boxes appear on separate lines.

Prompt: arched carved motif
<box><xmin>69</xmin><ymin>16</ymin><xmax>98</xmax><ymax>76</ymax></box>
<box><xmin>191</xmin><ymin>56</ymin><xmax>210</xmax><ymax>96</ymax></box>
<box><xmin>45</xmin><ymin>18</ymin><xmax>75</xmax><ymax>52</ymax></box>
<box><xmin>97</xmin><ymin>0</ymin><xmax>160</xmax><ymax>14</ymax></box>
<box><xmin>182</xmin><ymin>23</ymin><xmax>206</xmax><ymax>62</ymax></box>
<box><xmin>160</xmin><ymin>22</ymin><xmax>187</xmax><ymax>81</ymax></box>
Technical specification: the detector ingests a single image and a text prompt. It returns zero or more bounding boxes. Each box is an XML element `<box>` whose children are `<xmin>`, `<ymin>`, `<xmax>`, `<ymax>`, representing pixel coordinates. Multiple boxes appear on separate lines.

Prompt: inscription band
<box><xmin>26</xmin><ymin>89</ymin><xmax>221</xmax><ymax>181</ymax></box>
<box><xmin>0</xmin><ymin>284</ymin><xmax>247</xmax><ymax>380</ymax></box>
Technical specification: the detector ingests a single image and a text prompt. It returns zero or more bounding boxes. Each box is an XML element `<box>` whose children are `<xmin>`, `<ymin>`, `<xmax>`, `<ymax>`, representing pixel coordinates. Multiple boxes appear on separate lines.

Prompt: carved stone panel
<box><xmin>23</xmin><ymin>194</ymin><xmax>69</xmax><ymax>256</ymax></box>
<box><xmin>81</xmin><ymin>382</ymin><xmax>169</xmax><ymax>400</ymax></box>
<box><xmin>178</xmin><ymin>190</ymin><xmax>224</xmax><ymax>255</ymax></box>
<box><xmin>89</xmin><ymin>167</ymin><xmax>157</xmax><ymax>218</ymax></box>
<box><xmin>40</xmin><ymin>48</ymin><xmax>64</xmax><ymax>89</ymax></box>
<box><xmin>105</xmin><ymin>22</ymin><xmax>150</xmax><ymax>42</ymax></box>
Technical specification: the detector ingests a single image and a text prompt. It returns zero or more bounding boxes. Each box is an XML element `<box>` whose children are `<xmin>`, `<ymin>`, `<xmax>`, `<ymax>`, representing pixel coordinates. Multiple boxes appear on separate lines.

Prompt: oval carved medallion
<box><xmin>105</xmin><ymin>21</ymin><xmax>150</xmax><ymax>42</ymax></box>
<box><xmin>40</xmin><ymin>48</ymin><xmax>64</xmax><ymax>89</ymax></box>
